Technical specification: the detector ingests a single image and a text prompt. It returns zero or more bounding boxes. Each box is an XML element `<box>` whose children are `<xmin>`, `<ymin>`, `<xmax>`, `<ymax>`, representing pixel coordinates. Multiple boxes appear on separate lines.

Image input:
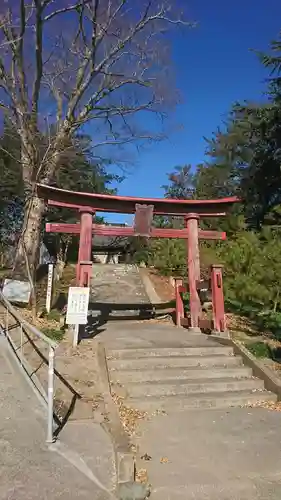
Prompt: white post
<box><xmin>6</xmin><ymin>306</ymin><xmax>8</xmax><ymax>333</ymax></box>
<box><xmin>46</xmin><ymin>264</ymin><xmax>54</xmax><ymax>314</ymax></box>
<box><xmin>46</xmin><ymin>346</ymin><xmax>55</xmax><ymax>444</ymax></box>
<box><xmin>73</xmin><ymin>324</ymin><xmax>79</xmax><ymax>348</ymax></box>
<box><xmin>20</xmin><ymin>323</ymin><xmax>23</xmax><ymax>366</ymax></box>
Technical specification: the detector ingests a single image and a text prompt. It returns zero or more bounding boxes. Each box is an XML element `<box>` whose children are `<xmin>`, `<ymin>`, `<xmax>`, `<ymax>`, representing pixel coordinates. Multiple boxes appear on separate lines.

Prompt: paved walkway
<box><xmin>89</xmin><ymin>264</ymin><xmax>152</xmax><ymax>324</ymax></box>
<box><xmin>136</xmin><ymin>394</ymin><xmax>281</xmax><ymax>499</ymax></box>
<box><xmin>91</xmin><ymin>264</ymin><xmax>149</xmax><ymax>306</ymax></box>
<box><xmin>0</xmin><ymin>336</ymin><xmax>115</xmax><ymax>500</ymax></box>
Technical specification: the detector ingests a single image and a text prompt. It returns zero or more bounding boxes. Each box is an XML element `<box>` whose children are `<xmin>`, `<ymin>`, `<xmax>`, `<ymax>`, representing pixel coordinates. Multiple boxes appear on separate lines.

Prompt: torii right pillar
<box><xmin>210</xmin><ymin>264</ymin><xmax>227</xmax><ymax>334</ymax></box>
<box><xmin>185</xmin><ymin>213</ymin><xmax>202</xmax><ymax>332</ymax></box>
<box><xmin>77</xmin><ymin>207</ymin><xmax>94</xmax><ymax>287</ymax></box>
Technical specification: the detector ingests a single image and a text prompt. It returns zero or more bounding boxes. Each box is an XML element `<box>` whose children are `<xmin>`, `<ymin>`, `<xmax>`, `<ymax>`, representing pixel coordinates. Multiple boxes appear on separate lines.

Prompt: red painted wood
<box><xmin>37</xmin><ymin>183</ymin><xmax>238</xmax><ymax>216</ymax></box>
<box><xmin>174</xmin><ymin>279</ymin><xmax>186</xmax><ymax>327</ymax></box>
<box><xmin>40</xmin><ymin>185</ymin><xmax>234</xmax><ymax>318</ymax></box>
<box><xmin>77</xmin><ymin>210</ymin><xmax>93</xmax><ymax>286</ymax></box>
<box><xmin>134</xmin><ymin>204</ymin><xmax>154</xmax><ymax>236</ymax></box>
<box><xmin>45</xmin><ymin>222</ymin><xmax>226</xmax><ymax>241</ymax></box>
<box><xmin>48</xmin><ymin>200</ymin><xmax>86</xmax><ymax>210</ymax></box>
<box><xmin>46</xmin><ymin>223</ymin><xmax>80</xmax><ymax>233</ymax></box>
<box><xmin>46</xmin><ymin>199</ymin><xmax>229</xmax><ymax>217</ymax></box>
<box><xmin>210</xmin><ymin>265</ymin><xmax>226</xmax><ymax>333</ymax></box>
<box><xmin>78</xmin><ymin>261</ymin><xmax>92</xmax><ymax>287</ymax></box>
<box><xmin>49</xmin><ymin>200</ymin><xmax>230</xmax><ymax>218</ymax></box>
<box><xmin>185</xmin><ymin>214</ymin><xmax>202</xmax><ymax>329</ymax></box>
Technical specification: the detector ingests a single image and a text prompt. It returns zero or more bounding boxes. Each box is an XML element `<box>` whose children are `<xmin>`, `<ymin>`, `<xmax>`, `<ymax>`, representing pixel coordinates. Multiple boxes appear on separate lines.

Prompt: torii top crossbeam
<box><xmin>37</xmin><ymin>184</ymin><xmax>238</xmax><ymax>216</ymax></box>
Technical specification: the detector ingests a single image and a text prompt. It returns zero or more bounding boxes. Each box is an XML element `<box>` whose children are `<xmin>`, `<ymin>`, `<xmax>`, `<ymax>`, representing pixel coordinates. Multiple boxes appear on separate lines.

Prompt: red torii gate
<box><xmin>37</xmin><ymin>184</ymin><xmax>238</xmax><ymax>331</ymax></box>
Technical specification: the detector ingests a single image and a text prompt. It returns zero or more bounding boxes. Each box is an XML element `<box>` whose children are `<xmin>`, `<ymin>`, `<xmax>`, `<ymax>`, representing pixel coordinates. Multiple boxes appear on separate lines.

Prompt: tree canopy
<box><xmin>134</xmin><ymin>31</ymin><xmax>281</xmax><ymax>336</ymax></box>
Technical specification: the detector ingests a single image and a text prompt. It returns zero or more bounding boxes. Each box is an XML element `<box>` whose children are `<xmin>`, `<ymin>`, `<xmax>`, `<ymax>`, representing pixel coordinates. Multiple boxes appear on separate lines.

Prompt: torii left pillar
<box><xmin>185</xmin><ymin>213</ymin><xmax>202</xmax><ymax>331</ymax></box>
<box><xmin>77</xmin><ymin>207</ymin><xmax>94</xmax><ymax>286</ymax></box>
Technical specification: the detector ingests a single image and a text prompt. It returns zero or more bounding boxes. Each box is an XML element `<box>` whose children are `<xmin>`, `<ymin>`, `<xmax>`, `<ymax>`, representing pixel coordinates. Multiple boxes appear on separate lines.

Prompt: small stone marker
<box><xmin>2</xmin><ymin>279</ymin><xmax>31</xmax><ymax>304</ymax></box>
<box><xmin>66</xmin><ymin>287</ymin><xmax>90</xmax><ymax>347</ymax></box>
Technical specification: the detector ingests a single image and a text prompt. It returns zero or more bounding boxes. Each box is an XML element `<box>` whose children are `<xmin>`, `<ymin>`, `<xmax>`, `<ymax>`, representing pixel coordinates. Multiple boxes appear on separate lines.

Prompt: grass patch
<box><xmin>46</xmin><ymin>309</ymin><xmax>62</xmax><ymax>322</ymax></box>
<box><xmin>182</xmin><ymin>292</ymin><xmax>190</xmax><ymax>313</ymax></box>
<box><xmin>36</xmin><ymin>264</ymin><xmax>76</xmax><ymax>310</ymax></box>
<box><xmin>245</xmin><ymin>341</ymin><xmax>272</xmax><ymax>359</ymax></box>
<box><xmin>42</xmin><ymin>327</ymin><xmax>64</xmax><ymax>342</ymax></box>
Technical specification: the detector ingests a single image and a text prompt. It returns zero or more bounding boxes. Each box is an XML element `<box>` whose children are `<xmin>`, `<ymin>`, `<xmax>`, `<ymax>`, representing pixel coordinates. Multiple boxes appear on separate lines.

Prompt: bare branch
<box><xmin>0</xmin><ymin>144</ymin><xmax>21</xmax><ymax>164</ymax></box>
<box><xmin>43</xmin><ymin>1</ymin><xmax>89</xmax><ymax>22</ymax></box>
<box><xmin>76</xmin><ymin>76</ymin><xmax>152</xmax><ymax>124</ymax></box>
<box><xmin>32</xmin><ymin>0</ymin><xmax>44</xmax><ymax>117</ymax></box>
<box><xmin>90</xmin><ymin>133</ymin><xmax>165</xmax><ymax>148</ymax></box>
<box><xmin>0</xmin><ymin>59</ymin><xmax>18</xmax><ymax>110</ymax></box>
<box><xmin>0</xmin><ymin>0</ymin><xmax>193</xmax><ymax>279</ymax></box>
<box><xmin>18</xmin><ymin>0</ymin><xmax>26</xmax><ymax>59</ymax></box>
<box><xmin>1</xmin><ymin>11</ymin><xmax>28</xmax><ymax>111</ymax></box>
<box><xmin>65</xmin><ymin>1</ymin><xmax>165</xmax><ymax>120</ymax></box>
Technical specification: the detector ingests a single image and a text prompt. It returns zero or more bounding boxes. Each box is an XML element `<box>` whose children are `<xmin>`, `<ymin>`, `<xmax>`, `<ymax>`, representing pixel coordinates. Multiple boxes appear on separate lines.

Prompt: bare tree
<box><xmin>0</xmin><ymin>0</ymin><xmax>192</xmax><ymax>282</ymax></box>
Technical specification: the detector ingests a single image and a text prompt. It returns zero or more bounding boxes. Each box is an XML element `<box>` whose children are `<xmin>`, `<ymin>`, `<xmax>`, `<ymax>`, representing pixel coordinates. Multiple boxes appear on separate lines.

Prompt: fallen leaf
<box><xmin>160</xmin><ymin>457</ymin><xmax>169</xmax><ymax>464</ymax></box>
<box><xmin>135</xmin><ymin>468</ymin><xmax>148</xmax><ymax>483</ymax></box>
<box><xmin>112</xmin><ymin>393</ymin><xmax>148</xmax><ymax>435</ymax></box>
<box><xmin>141</xmin><ymin>453</ymin><xmax>152</xmax><ymax>461</ymax></box>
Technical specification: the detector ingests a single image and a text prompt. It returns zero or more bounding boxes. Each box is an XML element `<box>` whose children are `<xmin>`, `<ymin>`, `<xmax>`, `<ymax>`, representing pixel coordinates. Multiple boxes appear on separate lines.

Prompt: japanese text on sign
<box><xmin>66</xmin><ymin>287</ymin><xmax>90</xmax><ymax>325</ymax></box>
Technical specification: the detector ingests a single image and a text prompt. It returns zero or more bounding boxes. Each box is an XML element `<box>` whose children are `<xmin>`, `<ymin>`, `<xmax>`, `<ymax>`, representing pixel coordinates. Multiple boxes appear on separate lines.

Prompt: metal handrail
<box><xmin>0</xmin><ymin>291</ymin><xmax>57</xmax><ymax>348</ymax></box>
<box><xmin>0</xmin><ymin>291</ymin><xmax>57</xmax><ymax>444</ymax></box>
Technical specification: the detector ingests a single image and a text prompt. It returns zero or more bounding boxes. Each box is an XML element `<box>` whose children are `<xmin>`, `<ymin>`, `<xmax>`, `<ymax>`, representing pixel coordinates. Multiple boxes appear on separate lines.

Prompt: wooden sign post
<box><xmin>46</xmin><ymin>264</ymin><xmax>54</xmax><ymax>313</ymax></box>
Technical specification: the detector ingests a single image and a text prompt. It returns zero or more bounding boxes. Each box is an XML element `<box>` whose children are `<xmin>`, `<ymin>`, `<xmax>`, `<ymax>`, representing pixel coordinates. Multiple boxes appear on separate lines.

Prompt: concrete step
<box><xmin>123</xmin><ymin>390</ymin><xmax>277</xmax><ymax>412</ymax></box>
<box><xmin>90</xmin><ymin>309</ymin><xmax>153</xmax><ymax>318</ymax></box>
<box><xmin>116</xmin><ymin>377</ymin><xmax>265</xmax><ymax>398</ymax></box>
<box><xmin>108</xmin><ymin>354</ymin><xmax>243</xmax><ymax>371</ymax></box>
<box><xmin>108</xmin><ymin>345</ymin><xmax>234</xmax><ymax>359</ymax></box>
<box><xmin>105</xmin><ymin>335</ymin><xmax>223</xmax><ymax>350</ymax></box>
<box><xmin>109</xmin><ymin>366</ymin><xmax>253</xmax><ymax>384</ymax></box>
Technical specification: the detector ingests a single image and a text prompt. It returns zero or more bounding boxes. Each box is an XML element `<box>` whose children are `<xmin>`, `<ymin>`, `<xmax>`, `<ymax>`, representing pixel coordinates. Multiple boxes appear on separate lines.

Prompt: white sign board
<box><xmin>2</xmin><ymin>279</ymin><xmax>31</xmax><ymax>304</ymax></box>
<box><xmin>66</xmin><ymin>287</ymin><xmax>90</xmax><ymax>325</ymax></box>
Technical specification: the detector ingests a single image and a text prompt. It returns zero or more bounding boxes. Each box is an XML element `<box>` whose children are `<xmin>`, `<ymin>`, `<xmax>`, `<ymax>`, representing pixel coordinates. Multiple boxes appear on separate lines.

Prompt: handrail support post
<box><xmin>46</xmin><ymin>346</ymin><xmax>55</xmax><ymax>444</ymax></box>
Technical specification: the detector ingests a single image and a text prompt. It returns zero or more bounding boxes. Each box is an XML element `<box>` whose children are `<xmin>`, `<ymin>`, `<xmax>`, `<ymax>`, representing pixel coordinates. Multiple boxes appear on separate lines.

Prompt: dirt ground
<box><xmin>0</xmin><ymin>264</ymin><xmax>102</xmax><ymax>423</ymax></box>
<box><xmin>145</xmin><ymin>269</ymin><xmax>175</xmax><ymax>303</ymax></box>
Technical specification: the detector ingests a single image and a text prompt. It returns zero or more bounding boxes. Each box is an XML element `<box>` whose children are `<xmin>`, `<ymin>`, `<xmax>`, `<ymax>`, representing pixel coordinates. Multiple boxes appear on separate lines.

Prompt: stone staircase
<box><xmin>106</xmin><ymin>332</ymin><xmax>277</xmax><ymax>412</ymax></box>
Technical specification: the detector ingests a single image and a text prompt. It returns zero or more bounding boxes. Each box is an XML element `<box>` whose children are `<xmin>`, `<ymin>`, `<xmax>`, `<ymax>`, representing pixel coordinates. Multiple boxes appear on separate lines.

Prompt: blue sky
<box><xmin>102</xmin><ymin>0</ymin><xmax>281</xmax><ymax>223</ymax></box>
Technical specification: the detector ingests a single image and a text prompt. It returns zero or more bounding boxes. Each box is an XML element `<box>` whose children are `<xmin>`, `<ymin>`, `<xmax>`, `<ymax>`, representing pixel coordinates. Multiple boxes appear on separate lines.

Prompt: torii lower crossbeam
<box><xmin>46</xmin><ymin>219</ymin><xmax>226</xmax><ymax>329</ymax></box>
<box><xmin>46</xmin><ymin>222</ymin><xmax>226</xmax><ymax>241</ymax></box>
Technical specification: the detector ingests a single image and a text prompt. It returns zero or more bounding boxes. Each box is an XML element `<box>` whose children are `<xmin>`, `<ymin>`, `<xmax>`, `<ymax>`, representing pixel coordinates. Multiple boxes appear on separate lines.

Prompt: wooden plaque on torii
<box><xmin>133</xmin><ymin>204</ymin><xmax>154</xmax><ymax>237</ymax></box>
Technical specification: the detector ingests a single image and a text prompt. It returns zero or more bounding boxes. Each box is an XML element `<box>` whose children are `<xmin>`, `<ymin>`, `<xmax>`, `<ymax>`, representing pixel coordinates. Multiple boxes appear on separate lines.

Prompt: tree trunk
<box><xmin>14</xmin><ymin>195</ymin><xmax>45</xmax><ymax>300</ymax></box>
<box><xmin>13</xmin><ymin>124</ymin><xmax>71</xmax><ymax>315</ymax></box>
<box><xmin>55</xmin><ymin>237</ymin><xmax>70</xmax><ymax>282</ymax></box>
